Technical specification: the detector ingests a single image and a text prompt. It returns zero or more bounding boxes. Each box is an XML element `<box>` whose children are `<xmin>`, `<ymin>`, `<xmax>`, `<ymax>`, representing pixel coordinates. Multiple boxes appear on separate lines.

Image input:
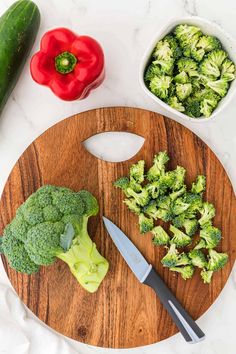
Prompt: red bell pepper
<box><xmin>30</xmin><ymin>28</ymin><xmax>105</xmax><ymax>101</ymax></box>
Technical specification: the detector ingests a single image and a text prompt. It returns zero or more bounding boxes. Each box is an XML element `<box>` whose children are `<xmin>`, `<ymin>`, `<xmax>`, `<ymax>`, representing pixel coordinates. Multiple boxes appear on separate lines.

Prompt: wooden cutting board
<box><xmin>0</xmin><ymin>107</ymin><xmax>236</xmax><ymax>348</ymax></box>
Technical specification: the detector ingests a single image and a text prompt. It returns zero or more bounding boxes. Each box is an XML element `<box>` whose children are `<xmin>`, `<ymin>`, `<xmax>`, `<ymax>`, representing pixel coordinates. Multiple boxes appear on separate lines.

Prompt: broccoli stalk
<box><xmin>1</xmin><ymin>186</ymin><xmax>109</xmax><ymax>293</ymax></box>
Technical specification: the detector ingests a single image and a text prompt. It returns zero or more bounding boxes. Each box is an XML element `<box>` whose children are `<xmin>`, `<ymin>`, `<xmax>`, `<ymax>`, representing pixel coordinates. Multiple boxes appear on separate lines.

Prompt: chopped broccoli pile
<box><xmin>144</xmin><ymin>24</ymin><xmax>235</xmax><ymax>118</ymax></box>
<box><xmin>0</xmin><ymin>185</ymin><xmax>109</xmax><ymax>293</ymax></box>
<box><xmin>114</xmin><ymin>151</ymin><xmax>228</xmax><ymax>284</ymax></box>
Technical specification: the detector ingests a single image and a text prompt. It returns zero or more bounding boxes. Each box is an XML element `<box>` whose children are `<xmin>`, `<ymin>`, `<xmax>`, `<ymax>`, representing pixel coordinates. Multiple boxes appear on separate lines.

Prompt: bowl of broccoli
<box><xmin>140</xmin><ymin>16</ymin><xmax>236</xmax><ymax>121</ymax></box>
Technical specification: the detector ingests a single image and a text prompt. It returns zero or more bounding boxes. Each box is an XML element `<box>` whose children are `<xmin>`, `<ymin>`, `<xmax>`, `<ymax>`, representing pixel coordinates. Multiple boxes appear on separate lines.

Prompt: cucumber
<box><xmin>0</xmin><ymin>0</ymin><xmax>40</xmax><ymax>113</ymax></box>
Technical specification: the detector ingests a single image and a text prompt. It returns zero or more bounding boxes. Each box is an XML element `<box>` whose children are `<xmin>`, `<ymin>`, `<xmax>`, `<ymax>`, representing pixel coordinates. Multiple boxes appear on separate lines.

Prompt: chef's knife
<box><xmin>103</xmin><ymin>216</ymin><xmax>205</xmax><ymax>344</ymax></box>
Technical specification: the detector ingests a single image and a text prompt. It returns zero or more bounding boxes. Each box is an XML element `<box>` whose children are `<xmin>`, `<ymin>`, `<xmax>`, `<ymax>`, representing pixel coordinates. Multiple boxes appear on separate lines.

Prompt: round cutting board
<box><xmin>0</xmin><ymin>107</ymin><xmax>236</xmax><ymax>348</ymax></box>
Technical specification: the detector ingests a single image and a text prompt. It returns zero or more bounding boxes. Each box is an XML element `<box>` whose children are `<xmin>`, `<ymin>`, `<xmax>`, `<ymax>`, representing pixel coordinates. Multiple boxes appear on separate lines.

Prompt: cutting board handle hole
<box><xmin>83</xmin><ymin>132</ymin><xmax>145</xmax><ymax>162</ymax></box>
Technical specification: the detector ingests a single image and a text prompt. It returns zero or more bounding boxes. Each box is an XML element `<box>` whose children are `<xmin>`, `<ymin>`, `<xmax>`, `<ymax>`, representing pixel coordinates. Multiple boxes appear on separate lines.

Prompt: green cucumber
<box><xmin>0</xmin><ymin>0</ymin><xmax>40</xmax><ymax>113</ymax></box>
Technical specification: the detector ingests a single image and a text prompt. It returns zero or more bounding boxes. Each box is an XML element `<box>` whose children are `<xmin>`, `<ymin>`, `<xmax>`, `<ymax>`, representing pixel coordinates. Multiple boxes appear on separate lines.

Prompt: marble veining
<box><xmin>0</xmin><ymin>0</ymin><xmax>236</xmax><ymax>353</ymax></box>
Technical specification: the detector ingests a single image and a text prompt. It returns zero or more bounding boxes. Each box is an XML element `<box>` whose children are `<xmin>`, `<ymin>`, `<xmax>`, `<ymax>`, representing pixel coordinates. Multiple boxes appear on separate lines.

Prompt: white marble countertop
<box><xmin>0</xmin><ymin>0</ymin><xmax>236</xmax><ymax>353</ymax></box>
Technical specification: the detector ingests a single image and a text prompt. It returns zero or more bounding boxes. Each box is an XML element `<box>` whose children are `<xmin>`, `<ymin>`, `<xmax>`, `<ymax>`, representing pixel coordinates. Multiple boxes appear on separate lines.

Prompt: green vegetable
<box><xmin>161</xmin><ymin>244</ymin><xmax>179</xmax><ymax>267</ymax></box>
<box><xmin>114</xmin><ymin>150</ymin><xmax>229</xmax><ymax>284</ymax></box>
<box><xmin>138</xmin><ymin>213</ymin><xmax>154</xmax><ymax>234</ymax></box>
<box><xmin>170</xmin><ymin>265</ymin><xmax>195</xmax><ymax>280</ymax></box>
<box><xmin>149</xmin><ymin>76</ymin><xmax>172</xmax><ymax>100</ymax></box>
<box><xmin>152</xmin><ymin>226</ymin><xmax>170</xmax><ymax>246</ymax></box>
<box><xmin>188</xmin><ymin>249</ymin><xmax>207</xmax><ymax>268</ymax></box>
<box><xmin>0</xmin><ymin>0</ymin><xmax>40</xmax><ymax>114</ymax></box>
<box><xmin>169</xmin><ymin>225</ymin><xmax>192</xmax><ymax>247</ymax></box>
<box><xmin>145</xmin><ymin>24</ymin><xmax>235</xmax><ymax>118</ymax></box>
<box><xmin>0</xmin><ymin>185</ymin><xmax>109</xmax><ymax>293</ymax></box>
<box><xmin>207</xmin><ymin>249</ymin><xmax>228</xmax><ymax>271</ymax></box>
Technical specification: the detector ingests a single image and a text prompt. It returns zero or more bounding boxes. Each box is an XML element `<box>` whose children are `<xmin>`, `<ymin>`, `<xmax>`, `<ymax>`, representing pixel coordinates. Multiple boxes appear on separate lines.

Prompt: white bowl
<box><xmin>139</xmin><ymin>16</ymin><xmax>236</xmax><ymax>122</ymax></box>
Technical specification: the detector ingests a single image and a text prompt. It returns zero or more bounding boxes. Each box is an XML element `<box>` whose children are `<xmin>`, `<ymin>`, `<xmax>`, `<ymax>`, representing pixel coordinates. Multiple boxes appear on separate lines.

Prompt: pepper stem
<box><xmin>55</xmin><ymin>51</ymin><xmax>77</xmax><ymax>74</ymax></box>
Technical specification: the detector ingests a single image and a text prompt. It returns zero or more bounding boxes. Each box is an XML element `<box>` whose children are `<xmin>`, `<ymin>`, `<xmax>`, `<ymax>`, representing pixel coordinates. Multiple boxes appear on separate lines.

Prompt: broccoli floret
<box><xmin>143</xmin><ymin>200</ymin><xmax>160</xmax><ymax>220</ymax></box>
<box><xmin>155</xmin><ymin>208</ymin><xmax>173</xmax><ymax>222</ymax></box>
<box><xmin>196</xmin><ymin>35</ymin><xmax>221</xmax><ymax>53</ymax></box>
<box><xmin>184</xmin><ymin>193</ymin><xmax>203</xmax><ymax>211</ymax></box>
<box><xmin>145</xmin><ymin>174</ymin><xmax>173</xmax><ymax>198</ymax></box>
<box><xmin>185</xmin><ymin>99</ymin><xmax>202</xmax><ymax>118</ymax></box>
<box><xmin>191</xmin><ymin>48</ymin><xmax>205</xmax><ymax>62</ymax></box>
<box><xmin>177</xmin><ymin>58</ymin><xmax>198</xmax><ymax>77</ymax></box>
<box><xmin>152</xmin><ymin>226</ymin><xmax>170</xmax><ymax>246</ymax></box>
<box><xmin>144</xmin><ymin>63</ymin><xmax>162</xmax><ymax>83</ymax></box>
<box><xmin>169</xmin><ymin>185</ymin><xmax>186</xmax><ymax>201</ymax></box>
<box><xmin>149</xmin><ymin>75</ymin><xmax>172</xmax><ymax>99</ymax></box>
<box><xmin>176</xmin><ymin>252</ymin><xmax>191</xmax><ymax>266</ymax></box>
<box><xmin>207</xmin><ymin>249</ymin><xmax>228</xmax><ymax>271</ymax></box>
<box><xmin>172</xmin><ymin>198</ymin><xmax>190</xmax><ymax>215</ymax></box>
<box><xmin>198</xmin><ymin>202</ymin><xmax>215</xmax><ymax>226</ymax></box>
<box><xmin>168</xmin><ymin>96</ymin><xmax>185</xmax><ymax>112</ymax></box>
<box><xmin>200</xmin><ymin>56</ymin><xmax>221</xmax><ymax>78</ymax></box>
<box><xmin>147</xmin><ymin>151</ymin><xmax>169</xmax><ymax>181</ymax></box>
<box><xmin>130</xmin><ymin>160</ymin><xmax>145</xmax><ymax>184</ymax></box>
<box><xmin>126</xmin><ymin>187</ymin><xmax>150</xmax><ymax>207</ymax></box>
<box><xmin>188</xmin><ymin>249</ymin><xmax>207</xmax><ymax>268</ymax></box>
<box><xmin>161</xmin><ymin>244</ymin><xmax>179</xmax><ymax>267</ymax></box>
<box><xmin>205</xmin><ymin>78</ymin><xmax>229</xmax><ymax>97</ymax></box>
<box><xmin>152</xmin><ymin>58</ymin><xmax>174</xmax><ymax>76</ymax></box>
<box><xmin>191</xmin><ymin>175</ymin><xmax>206</xmax><ymax>194</ymax></box>
<box><xmin>200</xmin><ymin>269</ymin><xmax>213</xmax><ymax>284</ymax></box>
<box><xmin>157</xmin><ymin>195</ymin><xmax>172</xmax><ymax>210</ymax></box>
<box><xmin>160</xmin><ymin>171</ymin><xmax>176</xmax><ymax>188</ymax></box>
<box><xmin>174</xmin><ymin>71</ymin><xmax>189</xmax><ymax>84</ymax></box>
<box><xmin>124</xmin><ymin>198</ymin><xmax>141</xmax><ymax>215</ymax></box>
<box><xmin>153</xmin><ymin>39</ymin><xmax>172</xmax><ymax>60</ymax></box>
<box><xmin>171</xmin><ymin>166</ymin><xmax>186</xmax><ymax>191</ymax></box>
<box><xmin>1</xmin><ymin>225</ymin><xmax>39</xmax><ymax>274</ymax></box>
<box><xmin>198</xmin><ymin>225</ymin><xmax>221</xmax><ymax>249</ymax></box>
<box><xmin>1</xmin><ymin>185</ymin><xmax>109</xmax><ymax>293</ymax></box>
<box><xmin>208</xmin><ymin>49</ymin><xmax>228</xmax><ymax>68</ymax></box>
<box><xmin>170</xmin><ymin>265</ymin><xmax>195</xmax><ymax>280</ymax></box>
<box><xmin>200</xmin><ymin>91</ymin><xmax>220</xmax><ymax>117</ymax></box>
<box><xmin>113</xmin><ymin>177</ymin><xmax>130</xmax><ymax>195</ymax></box>
<box><xmin>221</xmin><ymin>59</ymin><xmax>236</xmax><ymax>82</ymax></box>
<box><xmin>183</xmin><ymin>219</ymin><xmax>198</xmax><ymax>236</ymax></box>
<box><xmin>138</xmin><ymin>213</ymin><xmax>154</xmax><ymax>234</ymax></box>
<box><xmin>169</xmin><ymin>225</ymin><xmax>192</xmax><ymax>247</ymax></box>
<box><xmin>176</xmin><ymin>83</ymin><xmax>193</xmax><ymax>101</ymax></box>
<box><xmin>172</xmin><ymin>213</ymin><xmax>186</xmax><ymax>228</ymax></box>
<box><xmin>175</xmin><ymin>25</ymin><xmax>202</xmax><ymax>57</ymax></box>
<box><xmin>164</xmin><ymin>34</ymin><xmax>182</xmax><ymax>59</ymax></box>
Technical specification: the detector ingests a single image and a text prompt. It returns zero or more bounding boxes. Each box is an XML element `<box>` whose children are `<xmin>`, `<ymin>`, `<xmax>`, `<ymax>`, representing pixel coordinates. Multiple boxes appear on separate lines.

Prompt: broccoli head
<box><xmin>208</xmin><ymin>49</ymin><xmax>228</xmax><ymax>68</ymax></box>
<box><xmin>191</xmin><ymin>48</ymin><xmax>205</xmax><ymax>62</ymax></box>
<box><xmin>174</xmin><ymin>71</ymin><xmax>189</xmax><ymax>84</ymax></box>
<box><xmin>147</xmin><ymin>151</ymin><xmax>170</xmax><ymax>181</ymax></box>
<box><xmin>185</xmin><ymin>99</ymin><xmax>202</xmax><ymax>118</ymax></box>
<box><xmin>206</xmin><ymin>78</ymin><xmax>229</xmax><ymax>98</ymax></box>
<box><xmin>152</xmin><ymin>226</ymin><xmax>170</xmax><ymax>246</ymax></box>
<box><xmin>143</xmin><ymin>200</ymin><xmax>160</xmax><ymax>220</ymax></box>
<box><xmin>170</xmin><ymin>265</ymin><xmax>195</xmax><ymax>280</ymax></box>
<box><xmin>207</xmin><ymin>249</ymin><xmax>228</xmax><ymax>271</ymax></box>
<box><xmin>171</xmin><ymin>166</ymin><xmax>186</xmax><ymax>191</ymax></box>
<box><xmin>138</xmin><ymin>213</ymin><xmax>154</xmax><ymax>234</ymax></box>
<box><xmin>169</xmin><ymin>185</ymin><xmax>186</xmax><ymax>201</ymax></box>
<box><xmin>113</xmin><ymin>177</ymin><xmax>130</xmax><ymax>195</ymax></box>
<box><xmin>188</xmin><ymin>249</ymin><xmax>207</xmax><ymax>268</ymax></box>
<box><xmin>169</xmin><ymin>225</ymin><xmax>192</xmax><ymax>247</ymax></box>
<box><xmin>152</xmin><ymin>58</ymin><xmax>174</xmax><ymax>76</ymax></box>
<box><xmin>0</xmin><ymin>185</ymin><xmax>109</xmax><ymax>293</ymax></box>
<box><xmin>176</xmin><ymin>252</ymin><xmax>191</xmax><ymax>266</ymax></box>
<box><xmin>161</xmin><ymin>244</ymin><xmax>179</xmax><ymax>267</ymax></box>
<box><xmin>200</xmin><ymin>91</ymin><xmax>220</xmax><ymax>117</ymax></box>
<box><xmin>200</xmin><ymin>56</ymin><xmax>221</xmax><ymax>79</ymax></box>
<box><xmin>149</xmin><ymin>75</ymin><xmax>172</xmax><ymax>99</ymax></box>
<box><xmin>126</xmin><ymin>187</ymin><xmax>150</xmax><ymax>207</ymax></box>
<box><xmin>172</xmin><ymin>198</ymin><xmax>190</xmax><ymax>215</ymax></box>
<box><xmin>164</xmin><ymin>34</ymin><xmax>182</xmax><ymax>59</ymax></box>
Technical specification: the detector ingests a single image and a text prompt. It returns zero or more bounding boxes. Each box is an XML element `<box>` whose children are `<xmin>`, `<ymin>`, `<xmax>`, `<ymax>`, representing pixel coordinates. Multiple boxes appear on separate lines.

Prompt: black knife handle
<box><xmin>143</xmin><ymin>267</ymin><xmax>205</xmax><ymax>343</ymax></box>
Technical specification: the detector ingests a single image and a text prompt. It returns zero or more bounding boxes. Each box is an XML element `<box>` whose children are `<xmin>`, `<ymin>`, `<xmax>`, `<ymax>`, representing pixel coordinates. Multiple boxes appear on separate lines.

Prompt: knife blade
<box><xmin>103</xmin><ymin>216</ymin><xmax>205</xmax><ymax>344</ymax></box>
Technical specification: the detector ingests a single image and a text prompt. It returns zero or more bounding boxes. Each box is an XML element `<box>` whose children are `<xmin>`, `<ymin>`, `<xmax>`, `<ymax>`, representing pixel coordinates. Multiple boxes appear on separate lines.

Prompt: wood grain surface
<box><xmin>0</xmin><ymin>107</ymin><xmax>236</xmax><ymax>348</ymax></box>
